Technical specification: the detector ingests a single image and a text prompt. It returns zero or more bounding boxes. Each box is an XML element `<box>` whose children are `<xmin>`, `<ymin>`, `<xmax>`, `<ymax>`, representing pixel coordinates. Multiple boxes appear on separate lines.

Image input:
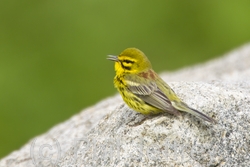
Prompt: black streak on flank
<box><xmin>117</xmin><ymin>77</ymin><xmax>124</xmax><ymax>86</ymax></box>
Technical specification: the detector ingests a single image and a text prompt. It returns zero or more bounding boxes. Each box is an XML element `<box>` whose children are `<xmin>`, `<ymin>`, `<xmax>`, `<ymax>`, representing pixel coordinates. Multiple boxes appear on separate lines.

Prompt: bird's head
<box><xmin>107</xmin><ymin>48</ymin><xmax>152</xmax><ymax>75</ymax></box>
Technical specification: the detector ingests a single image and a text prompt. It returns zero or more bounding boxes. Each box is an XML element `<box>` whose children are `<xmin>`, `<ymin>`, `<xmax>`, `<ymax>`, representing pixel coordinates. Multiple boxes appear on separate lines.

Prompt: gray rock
<box><xmin>1</xmin><ymin>44</ymin><xmax>250</xmax><ymax>167</ymax></box>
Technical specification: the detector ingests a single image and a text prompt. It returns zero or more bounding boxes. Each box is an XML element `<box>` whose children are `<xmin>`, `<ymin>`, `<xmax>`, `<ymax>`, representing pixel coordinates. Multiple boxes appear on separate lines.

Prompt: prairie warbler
<box><xmin>107</xmin><ymin>48</ymin><xmax>216</xmax><ymax>124</ymax></box>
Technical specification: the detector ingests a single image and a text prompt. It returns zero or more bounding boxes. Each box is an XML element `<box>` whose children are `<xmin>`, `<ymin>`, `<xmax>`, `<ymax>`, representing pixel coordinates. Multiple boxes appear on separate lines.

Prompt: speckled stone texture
<box><xmin>1</xmin><ymin>44</ymin><xmax>250</xmax><ymax>167</ymax></box>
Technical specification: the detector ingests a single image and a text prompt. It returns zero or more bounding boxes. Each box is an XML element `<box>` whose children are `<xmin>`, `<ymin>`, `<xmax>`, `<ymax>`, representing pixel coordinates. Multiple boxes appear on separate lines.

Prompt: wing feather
<box><xmin>125</xmin><ymin>75</ymin><xmax>179</xmax><ymax>115</ymax></box>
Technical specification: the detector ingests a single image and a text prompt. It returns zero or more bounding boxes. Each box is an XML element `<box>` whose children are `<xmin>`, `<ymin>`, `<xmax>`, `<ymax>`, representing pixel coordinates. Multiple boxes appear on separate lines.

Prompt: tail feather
<box><xmin>172</xmin><ymin>101</ymin><xmax>217</xmax><ymax>124</ymax></box>
<box><xmin>187</xmin><ymin>106</ymin><xmax>217</xmax><ymax>124</ymax></box>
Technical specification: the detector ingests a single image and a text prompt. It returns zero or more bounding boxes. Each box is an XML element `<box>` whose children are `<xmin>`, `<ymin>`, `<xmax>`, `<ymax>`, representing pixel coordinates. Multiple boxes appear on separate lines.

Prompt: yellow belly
<box><xmin>118</xmin><ymin>88</ymin><xmax>161</xmax><ymax>115</ymax></box>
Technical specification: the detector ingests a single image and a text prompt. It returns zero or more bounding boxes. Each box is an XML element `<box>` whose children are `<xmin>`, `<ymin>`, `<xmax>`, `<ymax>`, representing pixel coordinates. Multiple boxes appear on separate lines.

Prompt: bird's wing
<box><xmin>124</xmin><ymin>74</ymin><xmax>180</xmax><ymax>115</ymax></box>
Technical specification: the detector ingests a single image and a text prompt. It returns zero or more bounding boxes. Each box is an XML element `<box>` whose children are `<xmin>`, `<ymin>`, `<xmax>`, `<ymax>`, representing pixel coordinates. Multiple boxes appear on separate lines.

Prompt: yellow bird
<box><xmin>107</xmin><ymin>48</ymin><xmax>216</xmax><ymax>124</ymax></box>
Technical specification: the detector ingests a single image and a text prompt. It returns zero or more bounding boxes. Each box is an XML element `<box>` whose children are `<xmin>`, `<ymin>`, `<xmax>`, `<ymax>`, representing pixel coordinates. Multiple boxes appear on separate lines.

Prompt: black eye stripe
<box><xmin>123</xmin><ymin>60</ymin><xmax>134</xmax><ymax>64</ymax></box>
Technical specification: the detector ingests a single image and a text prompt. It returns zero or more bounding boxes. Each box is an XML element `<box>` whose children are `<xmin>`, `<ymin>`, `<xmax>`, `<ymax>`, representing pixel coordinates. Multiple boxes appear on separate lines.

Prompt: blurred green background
<box><xmin>1</xmin><ymin>0</ymin><xmax>250</xmax><ymax>158</ymax></box>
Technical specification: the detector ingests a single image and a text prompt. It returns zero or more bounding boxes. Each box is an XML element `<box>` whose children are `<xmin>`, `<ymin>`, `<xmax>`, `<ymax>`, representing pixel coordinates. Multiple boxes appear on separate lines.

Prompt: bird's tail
<box><xmin>186</xmin><ymin>106</ymin><xmax>217</xmax><ymax>124</ymax></box>
<box><xmin>172</xmin><ymin>101</ymin><xmax>217</xmax><ymax>124</ymax></box>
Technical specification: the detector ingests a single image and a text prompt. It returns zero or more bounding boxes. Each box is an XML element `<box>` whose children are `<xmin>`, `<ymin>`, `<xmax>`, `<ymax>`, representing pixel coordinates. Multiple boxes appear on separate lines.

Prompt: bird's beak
<box><xmin>107</xmin><ymin>55</ymin><xmax>119</xmax><ymax>62</ymax></box>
